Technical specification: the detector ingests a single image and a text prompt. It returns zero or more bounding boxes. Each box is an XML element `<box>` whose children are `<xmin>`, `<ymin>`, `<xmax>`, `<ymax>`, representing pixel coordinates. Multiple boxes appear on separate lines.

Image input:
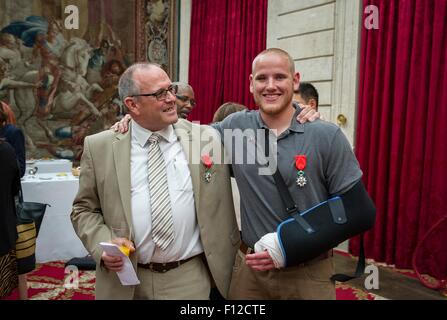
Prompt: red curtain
<box><xmin>188</xmin><ymin>0</ymin><xmax>267</xmax><ymax>124</ymax></box>
<box><xmin>351</xmin><ymin>0</ymin><xmax>447</xmax><ymax>278</ymax></box>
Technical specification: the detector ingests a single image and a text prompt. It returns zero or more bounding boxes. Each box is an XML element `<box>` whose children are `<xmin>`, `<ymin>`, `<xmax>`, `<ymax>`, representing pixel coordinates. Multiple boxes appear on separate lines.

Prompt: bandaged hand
<box><xmin>253</xmin><ymin>232</ymin><xmax>285</xmax><ymax>269</ymax></box>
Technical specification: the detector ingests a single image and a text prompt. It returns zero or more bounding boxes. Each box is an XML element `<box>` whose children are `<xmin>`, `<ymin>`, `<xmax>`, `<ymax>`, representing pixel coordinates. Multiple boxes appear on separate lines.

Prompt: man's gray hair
<box><xmin>118</xmin><ymin>62</ymin><xmax>162</xmax><ymax>101</ymax></box>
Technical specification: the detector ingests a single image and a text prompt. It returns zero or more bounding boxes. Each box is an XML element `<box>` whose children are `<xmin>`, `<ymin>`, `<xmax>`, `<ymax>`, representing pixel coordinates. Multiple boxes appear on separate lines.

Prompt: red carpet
<box><xmin>2</xmin><ymin>260</ymin><xmax>382</xmax><ymax>300</ymax></box>
<box><xmin>335</xmin><ymin>283</ymin><xmax>379</xmax><ymax>300</ymax></box>
<box><xmin>3</xmin><ymin>261</ymin><xmax>95</xmax><ymax>300</ymax></box>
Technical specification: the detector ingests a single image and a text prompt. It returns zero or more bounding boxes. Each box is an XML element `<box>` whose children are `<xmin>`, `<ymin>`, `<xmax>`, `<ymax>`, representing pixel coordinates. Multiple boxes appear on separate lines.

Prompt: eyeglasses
<box><xmin>129</xmin><ymin>84</ymin><xmax>178</xmax><ymax>101</ymax></box>
<box><xmin>176</xmin><ymin>94</ymin><xmax>196</xmax><ymax>107</ymax></box>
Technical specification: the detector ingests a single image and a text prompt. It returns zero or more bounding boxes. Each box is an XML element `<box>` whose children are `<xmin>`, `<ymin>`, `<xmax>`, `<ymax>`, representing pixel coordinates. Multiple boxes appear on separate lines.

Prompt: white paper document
<box><xmin>99</xmin><ymin>242</ymin><xmax>140</xmax><ymax>286</ymax></box>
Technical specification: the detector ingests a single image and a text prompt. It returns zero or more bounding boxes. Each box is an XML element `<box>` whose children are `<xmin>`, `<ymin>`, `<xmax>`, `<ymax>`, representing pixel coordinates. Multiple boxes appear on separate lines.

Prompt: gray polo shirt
<box><xmin>212</xmin><ymin>105</ymin><xmax>362</xmax><ymax>248</ymax></box>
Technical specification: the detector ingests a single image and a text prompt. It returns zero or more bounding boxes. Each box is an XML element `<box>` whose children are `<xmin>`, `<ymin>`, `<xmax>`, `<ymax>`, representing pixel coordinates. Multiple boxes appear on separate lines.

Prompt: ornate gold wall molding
<box><xmin>136</xmin><ymin>0</ymin><xmax>178</xmax><ymax>79</ymax></box>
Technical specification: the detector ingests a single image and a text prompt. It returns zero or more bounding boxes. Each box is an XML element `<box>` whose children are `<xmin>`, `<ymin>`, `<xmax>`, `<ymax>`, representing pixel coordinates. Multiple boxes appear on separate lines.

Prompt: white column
<box><xmin>178</xmin><ymin>0</ymin><xmax>192</xmax><ymax>82</ymax></box>
<box><xmin>331</xmin><ymin>0</ymin><xmax>362</xmax><ymax>145</ymax></box>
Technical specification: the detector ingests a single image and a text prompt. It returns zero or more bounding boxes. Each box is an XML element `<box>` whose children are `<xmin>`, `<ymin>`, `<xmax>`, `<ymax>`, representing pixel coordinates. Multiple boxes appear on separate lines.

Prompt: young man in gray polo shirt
<box><xmin>212</xmin><ymin>48</ymin><xmax>364</xmax><ymax>299</ymax></box>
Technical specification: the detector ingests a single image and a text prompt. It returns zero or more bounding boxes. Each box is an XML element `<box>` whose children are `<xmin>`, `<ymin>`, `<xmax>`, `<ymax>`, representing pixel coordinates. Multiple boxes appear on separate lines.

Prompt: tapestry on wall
<box><xmin>0</xmin><ymin>0</ymin><xmax>177</xmax><ymax>162</ymax></box>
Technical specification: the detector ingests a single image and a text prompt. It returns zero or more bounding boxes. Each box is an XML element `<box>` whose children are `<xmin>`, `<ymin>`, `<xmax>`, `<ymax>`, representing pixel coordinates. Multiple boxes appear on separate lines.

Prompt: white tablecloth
<box><xmin>26</xmin><ymin>159</ymin><xmax>72</xmax><ymax>174</ymax></box>
<box><xmin>21</xmin><ymin>173</ymin><xmax>88</xmax><ymax>262</ymax></box>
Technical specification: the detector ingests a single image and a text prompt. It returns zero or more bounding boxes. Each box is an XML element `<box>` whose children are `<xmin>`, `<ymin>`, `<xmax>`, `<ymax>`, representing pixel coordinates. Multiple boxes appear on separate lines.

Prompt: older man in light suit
<box><xmin>71</xmin><ymin>62</ymin><xmax>240</xmax><ymax>299</ymax></box>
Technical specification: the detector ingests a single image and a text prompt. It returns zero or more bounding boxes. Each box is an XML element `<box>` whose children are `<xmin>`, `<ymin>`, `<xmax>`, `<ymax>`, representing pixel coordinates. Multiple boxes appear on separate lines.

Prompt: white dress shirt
<box><xmin>130</xmin><ymin>120</ymin><xmax>203</xmax><ymax>263</ymax></box>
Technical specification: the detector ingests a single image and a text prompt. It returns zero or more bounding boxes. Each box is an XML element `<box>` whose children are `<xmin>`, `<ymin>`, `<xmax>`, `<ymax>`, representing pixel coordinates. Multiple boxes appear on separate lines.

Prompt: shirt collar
<box><xmin>255</xmin><ymin>111</ymin><xmax>269</xmax><ymax>129</ymax></box>
<box><xmin>131</xmin><ymin>120</ymin><xmax>177</xmax><ymax>147</ymax></box>
<box><xmin>254</xmin><ymin>101</ymin><xmax>305</xmax><ymax>134</ymax></box>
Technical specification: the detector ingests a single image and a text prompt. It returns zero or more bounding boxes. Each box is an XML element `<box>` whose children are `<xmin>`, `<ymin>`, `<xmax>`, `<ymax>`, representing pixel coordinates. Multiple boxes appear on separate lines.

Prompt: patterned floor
<box><xmin>3</xmin><ymin>261</ymin><xmax>95</xmax><ymax>300</ymax></box>
<box><xmin>1</xmin><ymin>260</ymin><xmax>389</xmax><ymax>300</ymax></box>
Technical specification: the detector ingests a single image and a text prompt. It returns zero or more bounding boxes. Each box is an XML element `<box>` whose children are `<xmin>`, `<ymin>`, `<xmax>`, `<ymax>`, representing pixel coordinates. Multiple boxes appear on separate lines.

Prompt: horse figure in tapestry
<box><xmin>52</xmin><ymin>38</ymin><xmax>103</xmax><ymax>118</ymax></box>
<box><xmin>12</xmin><ymin>38</ymin><xmax>103</xmax><ymax>148</ymax></box>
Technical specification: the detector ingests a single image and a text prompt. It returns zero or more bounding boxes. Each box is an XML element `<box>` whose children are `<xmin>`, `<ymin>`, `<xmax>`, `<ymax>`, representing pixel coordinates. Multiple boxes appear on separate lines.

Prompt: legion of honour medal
<box><xmin>295</xmin><ymin>155</ymin><xmax>307</xmax><ymax>187</ymax></box>
<box><xmin>201</xmin><ymin>154</ymin><xmax>213</xmax><ymax>183</ymax></box>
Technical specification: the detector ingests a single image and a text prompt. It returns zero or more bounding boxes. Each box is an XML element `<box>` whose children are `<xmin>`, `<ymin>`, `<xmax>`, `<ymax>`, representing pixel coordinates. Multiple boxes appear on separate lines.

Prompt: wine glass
<box><xmin>28</xmin><ymin>166</ymin><xmax>38</xmax><ymax>178</ymax></box>
<box><xmin>111</xmin><ymin>223</ymin><xmax>130</xmax><ymax>241</ymax></box>
<box><xmin>111</xmin><ymin>224</ymin><xmax>132</xmax><ymax>256</ymax></box>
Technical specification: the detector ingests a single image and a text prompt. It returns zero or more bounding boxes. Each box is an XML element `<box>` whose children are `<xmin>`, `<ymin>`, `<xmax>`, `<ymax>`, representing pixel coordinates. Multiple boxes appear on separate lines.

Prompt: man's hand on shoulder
<box><xmin>296</xmin><ymin>104</ymin><xmax>322</xmax><ymax>124</ymax></box>
<box><xmin>110</xmin><ymin>114</ymin><xmax>132</xmax><ymax>133</ymax></box>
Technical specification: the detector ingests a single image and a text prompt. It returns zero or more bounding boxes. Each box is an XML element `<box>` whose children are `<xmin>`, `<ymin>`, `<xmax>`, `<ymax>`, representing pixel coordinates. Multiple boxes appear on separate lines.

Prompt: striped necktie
<box><xmin>148</xmin><ymin>133</ymin><xmax>174</xmax><ymax>250</ymax></box>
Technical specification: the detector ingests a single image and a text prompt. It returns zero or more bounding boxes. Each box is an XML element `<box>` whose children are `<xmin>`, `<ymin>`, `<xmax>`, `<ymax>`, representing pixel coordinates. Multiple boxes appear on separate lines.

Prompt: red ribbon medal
<box><xmin>201</xmin><ymin>154</ymin><xmax>213</xmax><ymax>169</ymax></box>
<box><xmin>294</xmin><ymin>155</ymin><xmax>307</xmax><ymax>187</ymax></box>
<box><xmin>201</xmin><ymin>154</ymin><xmax>213</xmax><ymax>182</ymax></box>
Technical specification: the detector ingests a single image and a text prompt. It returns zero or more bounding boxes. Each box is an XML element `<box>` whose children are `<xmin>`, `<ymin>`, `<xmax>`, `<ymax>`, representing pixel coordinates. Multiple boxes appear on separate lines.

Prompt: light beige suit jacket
<box><xmin>71</xmin><ymin>119</ymin><xmax>240</xmax><ymax>299</ymax></box>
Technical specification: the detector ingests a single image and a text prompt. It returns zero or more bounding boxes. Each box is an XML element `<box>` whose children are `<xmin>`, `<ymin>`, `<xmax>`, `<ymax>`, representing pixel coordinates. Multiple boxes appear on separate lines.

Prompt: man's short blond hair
<box><xmin>252</xmin><ymin>48</ymin><xmax>295</xmax><ymax>75</ymax></box>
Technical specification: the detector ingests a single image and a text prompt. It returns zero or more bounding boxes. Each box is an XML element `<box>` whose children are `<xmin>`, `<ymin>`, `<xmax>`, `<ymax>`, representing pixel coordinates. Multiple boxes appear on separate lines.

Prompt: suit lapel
<box><xmin>173</xmin><ymin>122</ymin><xmax>201</xmax><ymax>214</ymax></box>
<box><xmin>112</xmin><ymin>127</ymin><xmax>133</xmax><ymax>238</ymax></box>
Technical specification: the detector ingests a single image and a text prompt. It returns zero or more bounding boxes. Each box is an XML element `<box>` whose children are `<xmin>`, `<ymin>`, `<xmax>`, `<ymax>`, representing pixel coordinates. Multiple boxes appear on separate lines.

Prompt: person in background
<box><xmin>212</xmin><ymin>102</ymin><xmax>247</xmax><ymax>123</ymax></box>
<box><xmin>172</xmin><ymin>82</ymin><xmax>196</xmax><ymax>119</ymax></box>
<box><xmin>0</xmin><ymin>139</ymin><xmax>26</xmax><ymax>299</ymax></box>
<box><xmin>0</xmin><ymin>101</ymin><xmax>25</xmax><ymax>177</ymax></box>
<box><xmin>0</xmin><ymin>101</ymin><xmax>32</xmax><ymax>300</ymax></box>
<box><xmin>293</xmin><ymin>81</ymin><xmax>319</xmax><ymax>111</ymax></box>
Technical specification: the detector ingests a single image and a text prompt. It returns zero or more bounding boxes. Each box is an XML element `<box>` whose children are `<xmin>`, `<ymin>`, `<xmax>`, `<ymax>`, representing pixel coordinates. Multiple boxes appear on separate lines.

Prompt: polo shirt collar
<box><xmin>254</xmin><ymin>101</ymin><xmax>305</xmax><ymax>134</ymax></box>
<box><xmin>255</xmin><ymin>111</ymin><xmax>269</xmax><ymax>129</ymax></box>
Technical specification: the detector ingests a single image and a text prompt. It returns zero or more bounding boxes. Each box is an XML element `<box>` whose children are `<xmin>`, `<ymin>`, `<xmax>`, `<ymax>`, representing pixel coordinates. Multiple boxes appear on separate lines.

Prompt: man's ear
<box><xmin>249</xmin><ymin>74</ymin><xmax>254</xmax><ymax>93</ymax></box>
<box><xmin>293</xmin><ymin>72</ymin><xmax>300</xmax><ymax>92</ymax></box>
<box><xmin>124</xmin><ymin>97</ymin><xmax>138</xmax><ymax>115</ymax></box>
<box><xmin>309</xmin><ymin>98</ymin><xmax>317</xmax><ymax>110</ymax></box>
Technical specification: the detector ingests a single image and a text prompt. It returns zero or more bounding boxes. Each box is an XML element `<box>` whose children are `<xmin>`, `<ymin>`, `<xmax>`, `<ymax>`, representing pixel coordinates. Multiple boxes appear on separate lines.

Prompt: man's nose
<box><xmin>266</xmin><ymin>77</ymin><xmax>276</xmax><ymax>89</ymax></box>
<box><xmin>166</xmin><ymin>90</ymin><xmax>176</xmax><ymax>102</ymax></box>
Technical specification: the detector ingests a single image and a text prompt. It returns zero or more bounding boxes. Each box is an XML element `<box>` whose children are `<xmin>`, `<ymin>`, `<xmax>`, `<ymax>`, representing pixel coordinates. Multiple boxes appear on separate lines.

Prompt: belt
<box><xmin>239</xmin><ymin>241</ymin><xmax>332</xmax><ymax>266</ymax></box>
<box><xmin>239</xmin><ymin>241</ymin><xmax>254</xmax><ymax>254</ymax></box>
<box><xmin>138</xmin><ymin>254</ymin><xmax>200</xmax><ymax>273</ymax></box>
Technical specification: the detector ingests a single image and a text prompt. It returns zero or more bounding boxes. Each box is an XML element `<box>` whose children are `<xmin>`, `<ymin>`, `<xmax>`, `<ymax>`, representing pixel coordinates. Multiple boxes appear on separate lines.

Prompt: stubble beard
<box><xmin>257</xmin><ymin>96</ymin><xmax>293</xmax><ymax>117</ymax></box>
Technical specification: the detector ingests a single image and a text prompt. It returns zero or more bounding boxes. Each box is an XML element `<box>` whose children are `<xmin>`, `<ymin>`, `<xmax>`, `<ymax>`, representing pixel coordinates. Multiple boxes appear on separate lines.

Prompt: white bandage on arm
<box><xmin>254</xmin><ymin>232</ymin><xmax>285</xmax><ymax>268</ymax></box>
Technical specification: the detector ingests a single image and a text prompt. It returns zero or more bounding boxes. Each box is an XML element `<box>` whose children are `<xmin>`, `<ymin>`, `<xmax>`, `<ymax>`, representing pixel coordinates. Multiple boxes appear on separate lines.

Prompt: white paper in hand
<box><xmin>99</xmin><ymin>242</ymin><xmax>140</xmax><ymax>285</ymax></box>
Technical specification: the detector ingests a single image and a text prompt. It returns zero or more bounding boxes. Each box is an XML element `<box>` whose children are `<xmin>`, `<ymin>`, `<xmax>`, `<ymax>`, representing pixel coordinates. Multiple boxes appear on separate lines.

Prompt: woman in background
<box><xmin>0</xmin><ymin>138</ymin><xmax>21</xmax><ymax>298</ymax></box>
<box><xmin>212</xmin><ymin>102</ymin><xmax>247</xmax><ymax>123</ymax></box>
<box><xmin>0</xmin><ymin>101</ymin><xmax>26</xmax><ymax>177</ymax></box>
<box><xmin>0</xmin><ymin>102</ymin><xmax>31</xmax><ymax>299</ymax></box>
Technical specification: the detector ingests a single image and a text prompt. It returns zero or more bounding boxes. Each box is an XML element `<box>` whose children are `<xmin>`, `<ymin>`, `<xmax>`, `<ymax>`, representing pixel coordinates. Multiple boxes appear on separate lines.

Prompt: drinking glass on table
<box><xmin>28</xmin><ymin>166</ymin><xmax>38</xmax><ymax>178</ymax></box>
